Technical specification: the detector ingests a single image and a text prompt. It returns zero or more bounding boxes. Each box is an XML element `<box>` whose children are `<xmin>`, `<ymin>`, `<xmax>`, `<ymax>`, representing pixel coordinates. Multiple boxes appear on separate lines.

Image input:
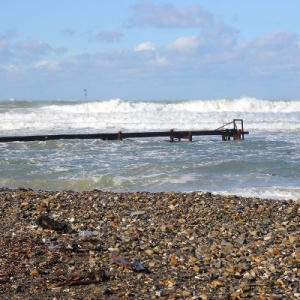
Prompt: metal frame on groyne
<box><xmin>0</xmin><ymin>119</ymin><xmax>248</xmax><ymax>143</ymax></box>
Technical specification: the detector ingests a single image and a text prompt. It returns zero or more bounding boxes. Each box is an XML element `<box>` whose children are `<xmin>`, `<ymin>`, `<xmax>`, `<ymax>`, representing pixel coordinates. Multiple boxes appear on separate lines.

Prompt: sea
<box><xmin>0</xmin><ymin>97</ymin><xmax>299</xmax><ymax>200</ymax></box>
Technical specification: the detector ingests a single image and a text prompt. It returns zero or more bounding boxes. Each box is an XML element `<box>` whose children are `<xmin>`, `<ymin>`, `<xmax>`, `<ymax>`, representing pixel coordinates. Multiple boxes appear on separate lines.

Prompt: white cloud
<box><xmin>1</xmin><ymin>64</ymin><xmax>21</xmax><ymax>73</ymax></box>
<box><xmin>129</xmin><ymin>3</ymin><xmax>213</xmax><ymax>28</ymax></box>
<box><xmin>253</xmin><ymin>31</ymin><xmax>298</xmax><ymax>49</ymax></box>
<box><xmin>14</xmin><ymin>39</ymin><xmax>52</xmax><ymax>62</ymax></box>
<box><xmin>0</xmin><ymin>39</ymin><xmax>9</xmax><ymax>50</ymax></box>
<box><xmin>61</xmin><ymin>28</ymin><xmax>77</xmax><ymax>37</ymax></box>
<box><xmin>35</xmin><ymin>60</ymin><xmax>61</xmax><ymax>71</ymax></box>
<box><xmin>17</xmin><ymin>39</ymin><xmax>51</xmax><ymax>53</ymax></box>
<box><xmin>166</xmin><ymin>36</ymin><xmax>200</xmax><ymax>53</ymax></box>
<box><xmin>134</xmin><ymin>42</ymin><xmax>155</xmax><ymax>52</ymax></box>
<box><xmin>0</xmin><ymin>29</ymin><xmax>18</xmax><ymax>40</ymax></box>
<box><xmin>96</xmin><ymin>31</ymin><xmax>123</xmax><ymax>43</ymax></box>
<box><xmin>149</xmin><ymin>55</ymin><xmax>168</xmax><ymax>67</ymax></box>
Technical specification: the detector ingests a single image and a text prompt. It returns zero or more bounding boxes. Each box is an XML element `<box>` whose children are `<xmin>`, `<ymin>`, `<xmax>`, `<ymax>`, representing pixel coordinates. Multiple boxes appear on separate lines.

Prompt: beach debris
<box><xmin>78</xmin><ymin>230</ymin><xmax>99</xmax><ymax>237</ymax></box>
<box><xmin>131</xmin><ymin>260</ymin><xmax>148</xmax><ymax>272</ymax></box>
<box><xmin>42</xmin><ymin>237</ymin><xmax>60</xmax><ymax>249</ymax></box>
<box><xmin>110</xmin><ymin>255</ymin><xmax>133</xmax><ymax>269</ymax></box>
<box><xmin>130</xmin><ymin>210</ymin><xmax>146</xmax><ymax>217</ymax></box>
<box><xmin>49</xmin><ymin>271</ymin><xmax>110</xmax><ymax>288</ymax></box>
<box><xmin>110</xmin><ymin>255</ymin><xmax>150</xmax><ymax>273</ymax></box>
<box><xmin>36</xmin><ymin>215</ymin><xmax>76</xmax><ymax>233</ymax></box>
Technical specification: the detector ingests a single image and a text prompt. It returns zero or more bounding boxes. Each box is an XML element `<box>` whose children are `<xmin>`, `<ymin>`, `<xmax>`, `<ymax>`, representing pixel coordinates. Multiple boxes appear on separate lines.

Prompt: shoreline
<box><xmin>0</xmin><ymin>188</ymin><xmax>299</xmax><ymax>299</ymax></box>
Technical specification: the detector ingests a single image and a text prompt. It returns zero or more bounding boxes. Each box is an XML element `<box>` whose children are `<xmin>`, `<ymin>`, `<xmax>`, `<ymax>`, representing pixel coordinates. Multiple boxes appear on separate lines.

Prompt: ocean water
<box><xmin>0</xmin><ymin>97</ymin><xmax>299</xmax><ymax>200</ymax></box>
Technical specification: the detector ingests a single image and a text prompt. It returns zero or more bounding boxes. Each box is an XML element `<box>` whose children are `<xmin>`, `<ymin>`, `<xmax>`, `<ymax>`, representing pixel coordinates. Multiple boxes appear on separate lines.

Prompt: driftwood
<box><xmin>36</xmin><ymin>215</ymin><xmax>77</xmax><ymax>234</ymax></box>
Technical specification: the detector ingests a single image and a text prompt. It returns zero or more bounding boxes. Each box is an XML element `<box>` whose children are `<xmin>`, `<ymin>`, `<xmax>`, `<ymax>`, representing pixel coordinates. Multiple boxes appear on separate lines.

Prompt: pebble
<box><xmin>288</xmin><ymin>234</ymin><xmax>299</xmax><ymax>243</ymax></box>
<box><xmin>0</xmin><ymin>188</ymin><xmax>299</xmax><ymax>299</ymax></box>
<box><xmin>145</xmin><ymin>249</ymin><xmax>154</xmax><ymax>256</ymax></box>
<box><xmin>30</xmin><ymin>269</ymin><xmax>39</xmax><ymax>276</ymax></box>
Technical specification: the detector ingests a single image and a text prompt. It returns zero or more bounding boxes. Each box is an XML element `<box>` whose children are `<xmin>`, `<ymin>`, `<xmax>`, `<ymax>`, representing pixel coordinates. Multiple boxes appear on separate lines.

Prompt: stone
<box><xmin>30</xmin><ymin>269</ymin><xmax>39</xmax><ymax>276</ymax></box>
<box><xmin>212</xmin><ymin>280</ymin><xmax>224</xmax><ymax>287</ymax></box>
<box><xmin>148</xmin><ymin>261</ymin><xmax>156</xmax><ymax>267</ymax></box>
<box><xmin>289</xmin><ymin>234</ymin><xmax>299</xmax><ymax>243</ymax></box>
<box><xmin>145</xmin><ymin>249</ymin><xmax>154</xmax><ymax>256</ymax></box>
<box><xmin>170</xmin><ymin>257</ymin><xmax>178</xmax><ymax>265</ymax></box>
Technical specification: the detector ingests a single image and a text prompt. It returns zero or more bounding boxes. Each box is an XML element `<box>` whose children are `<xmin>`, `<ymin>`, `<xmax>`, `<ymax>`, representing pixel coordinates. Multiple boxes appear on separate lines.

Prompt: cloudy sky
<box><xmin>1</xmin><ymin>0</ymin><xmax>300</xmax><ymax>100</ymax></box>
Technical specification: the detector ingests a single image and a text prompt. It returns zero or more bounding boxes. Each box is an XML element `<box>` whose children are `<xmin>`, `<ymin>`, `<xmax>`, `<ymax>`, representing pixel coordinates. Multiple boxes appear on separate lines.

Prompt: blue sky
<box><xmin>1</xmin><ymin>0</ymin><xmax>300</xmax><ymax>100</ymax></box>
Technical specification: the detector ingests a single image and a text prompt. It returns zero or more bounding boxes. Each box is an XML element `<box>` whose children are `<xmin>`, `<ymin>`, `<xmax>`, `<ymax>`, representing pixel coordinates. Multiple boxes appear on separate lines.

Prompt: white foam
<box><xmin>43</xmin><ymin>97</ymin><xmax>300</xmax><ymax>113</ymax></box>
<box><xmin>215</xmin><ymin>186</ymin><xmax>300</xmax><ymax>201</ymax></box>
<box><xmin>0</xmin><ymin>97</ymin><xmax>299</xmax><ymax>134</ymax></box>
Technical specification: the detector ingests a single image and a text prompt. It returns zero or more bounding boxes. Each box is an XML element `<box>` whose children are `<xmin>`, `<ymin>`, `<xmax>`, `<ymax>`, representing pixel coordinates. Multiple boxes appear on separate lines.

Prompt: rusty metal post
<box><xmin>222</xmin><ymin>135</ymin><xmax>226</xmax><ymax>141</ymax></box>
<box><xmin>233</xmin><ymin>130</ymin><xmax>237</xmax><ymax>140</ymax></box>
<box><xmin>237</xmin><ymin>129</ymin><xmax>241</xmax><ymax>140</ymax></box>
<box><xmin>233</xmin><ymin>129</ymin><xmax>242</xmax><ymax>140</ymax></box>
<box><xmin>117</xmin><ymin>131</ymin><xmax>122</xmax><ymax>140</ymax></box>
<box><xmin>188</xmin><ymin>131</ymin><xmax>192</xmax><ymax>142</ymax></box>
<box><xmin>241</xmin><ymin>120</ymin><xmax>245</xmax><ymax>140</ymax></box>
<box><xmin>170</xmin><ymin>129</ymin><xmax>174</xmax><ymax>142</ymax></box>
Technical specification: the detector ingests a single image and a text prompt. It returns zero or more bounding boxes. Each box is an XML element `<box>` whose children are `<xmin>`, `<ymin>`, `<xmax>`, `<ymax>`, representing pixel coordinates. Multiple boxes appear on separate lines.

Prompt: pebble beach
<box><xmin>0</xmin><ymin>188</ymin><xmax>299</xmax><ymax>299</ymax></box>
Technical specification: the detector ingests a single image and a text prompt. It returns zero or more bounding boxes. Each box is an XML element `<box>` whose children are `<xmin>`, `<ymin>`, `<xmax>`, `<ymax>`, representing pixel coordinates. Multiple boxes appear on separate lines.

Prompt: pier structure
<box><xmin>0</xmin><ymin>119</ymin><xmax>248</xmax><ymax>143</ymax></box>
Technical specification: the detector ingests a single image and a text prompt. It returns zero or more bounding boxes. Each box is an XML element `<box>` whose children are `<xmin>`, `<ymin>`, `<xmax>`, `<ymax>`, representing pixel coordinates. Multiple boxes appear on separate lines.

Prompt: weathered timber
<box><xmin>0</xmin><ymin>119</ymin><xmax>249</xmax><ymax>143</ymax></box>
<box><xmin>0</xmin><ymin>129</ymin><xmax>249</xmax><ymax>143</ymax></box>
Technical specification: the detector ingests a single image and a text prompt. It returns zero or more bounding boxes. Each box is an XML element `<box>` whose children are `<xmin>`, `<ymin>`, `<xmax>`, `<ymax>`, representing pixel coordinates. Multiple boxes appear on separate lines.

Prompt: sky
<box><xmin>1</xmin><ymin>0</ymin><xmax>300</xmax><ymax>101</ymax></box>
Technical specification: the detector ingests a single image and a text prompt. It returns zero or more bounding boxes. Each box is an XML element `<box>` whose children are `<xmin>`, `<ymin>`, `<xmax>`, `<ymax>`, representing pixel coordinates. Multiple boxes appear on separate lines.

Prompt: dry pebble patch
<box><xmin>0</xmin><ymin>188</ymin><xmax>299</xmax><ymax>299</ymax></box>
